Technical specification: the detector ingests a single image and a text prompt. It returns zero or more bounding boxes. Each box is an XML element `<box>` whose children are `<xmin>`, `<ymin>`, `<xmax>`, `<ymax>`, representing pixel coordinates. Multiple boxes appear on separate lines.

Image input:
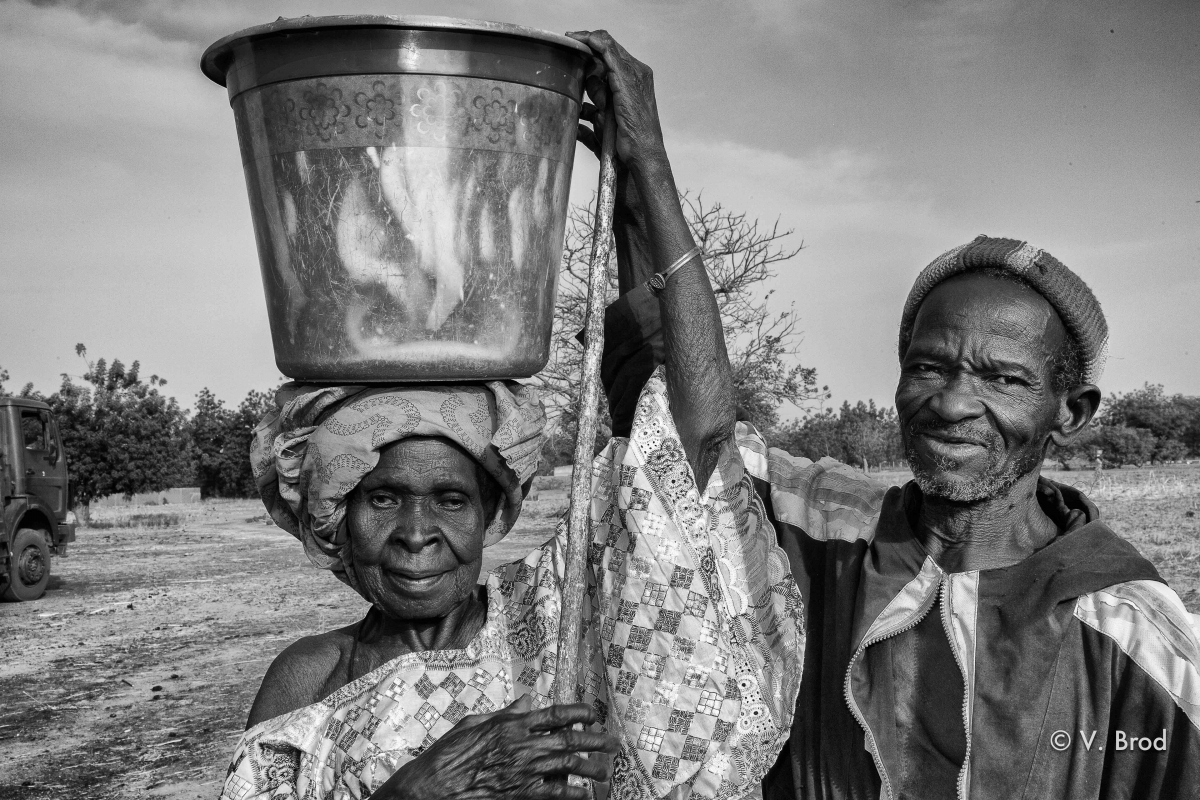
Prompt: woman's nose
<box><xmin>927</xmin><ymin>373</ymin><xmax>986</xmax><ymax>423</ymax></box>
<box><xmin>389</xmin><ymin>503</ymin><xmax>440</xmax><ymax>552</ymax></box>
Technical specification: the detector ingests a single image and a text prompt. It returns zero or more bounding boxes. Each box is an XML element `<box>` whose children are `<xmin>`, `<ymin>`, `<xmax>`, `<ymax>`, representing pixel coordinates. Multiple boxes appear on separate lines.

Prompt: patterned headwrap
<box><xmin>250</xmin><ymin>382</ymin><xmax>546</xmax><ymax>592</ymax></box>
<box><xmin>899</xmin><ymin>235</ymin><xmax>1108</xmax><ymax>383</ymax></box>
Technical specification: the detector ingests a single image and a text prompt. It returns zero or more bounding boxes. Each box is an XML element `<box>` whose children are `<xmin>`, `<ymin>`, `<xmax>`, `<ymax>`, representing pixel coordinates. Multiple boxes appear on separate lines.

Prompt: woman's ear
<box><xmin>1050</xmin><ymin>384</ymin><xmax>1101</xmax><ymax>447</ymax></box>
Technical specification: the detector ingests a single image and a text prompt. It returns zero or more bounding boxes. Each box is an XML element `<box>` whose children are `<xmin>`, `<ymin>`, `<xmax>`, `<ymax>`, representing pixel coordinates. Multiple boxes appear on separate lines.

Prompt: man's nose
<box><xmin>927</xmin><ymin>372</ymin><xmax>986</xmax><ymax>423</ymax></box>
<box><xmin>390</xmin><ymin>502</ymin><xmax>441</xmax><ymax>552</ymax></box>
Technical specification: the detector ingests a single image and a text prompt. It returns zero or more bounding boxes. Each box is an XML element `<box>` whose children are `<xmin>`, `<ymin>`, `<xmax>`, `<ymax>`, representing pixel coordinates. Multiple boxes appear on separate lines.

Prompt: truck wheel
<box><xmin>2</xmin><ymin>528</ymin><xmax>51</xmax><ymax>602</ymax></box>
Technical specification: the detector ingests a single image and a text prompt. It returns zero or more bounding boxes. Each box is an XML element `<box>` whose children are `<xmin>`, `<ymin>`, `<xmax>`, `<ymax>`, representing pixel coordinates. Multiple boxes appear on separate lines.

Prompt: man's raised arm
<box><xmin>570</xmin><ymin>30</ymin><xmax>735</xmax><ymax>489</ymax></box>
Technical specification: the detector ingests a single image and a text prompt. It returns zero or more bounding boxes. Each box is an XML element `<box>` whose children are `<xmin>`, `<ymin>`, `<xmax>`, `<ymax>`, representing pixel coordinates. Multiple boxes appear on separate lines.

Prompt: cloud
<box><xmin>23</xmin><ymin>0</ymin><xmax>256</xmax><ymax>46</ymax></box>
<box><xmin>665</xmin><ymin>135</ymin><xmax>952</xmax><ymax>247</ymax></box>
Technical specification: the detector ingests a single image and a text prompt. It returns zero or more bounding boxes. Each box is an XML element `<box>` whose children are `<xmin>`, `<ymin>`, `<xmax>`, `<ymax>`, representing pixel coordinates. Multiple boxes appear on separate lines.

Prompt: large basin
<box><xmin>202</xmin><ymin>16</ymin><xmax>589</xmax><ymax>381</ymax></box>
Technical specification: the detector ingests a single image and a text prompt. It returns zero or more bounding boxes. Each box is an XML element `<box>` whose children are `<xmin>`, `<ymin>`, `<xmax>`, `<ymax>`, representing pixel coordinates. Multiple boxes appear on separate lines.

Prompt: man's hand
<box><xmin>372</xmin><ymin>696</ymin><xmax>618</xmax><ymax>800</ymax></box>
<box><xmin>567</xmin><ymin>29</ymin><xmax>736</xmax><ymax>489</ymax></box>
<box><xmin>572</xmin><ymin>30</ymin><xmax>656</xmax><ymax>293</ymax></box>
<box><xmin>568</xmin><ymin>30</ymin><xmax>668</xmax><ymax>174</ymax></box>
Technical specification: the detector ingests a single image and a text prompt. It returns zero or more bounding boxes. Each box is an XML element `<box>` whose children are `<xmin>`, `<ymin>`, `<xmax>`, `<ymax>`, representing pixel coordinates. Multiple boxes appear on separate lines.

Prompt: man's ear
<box><xmin>1050</xmin><ymin>384</ymin><xmax>1101</xmax><ymax>447</ymax></box>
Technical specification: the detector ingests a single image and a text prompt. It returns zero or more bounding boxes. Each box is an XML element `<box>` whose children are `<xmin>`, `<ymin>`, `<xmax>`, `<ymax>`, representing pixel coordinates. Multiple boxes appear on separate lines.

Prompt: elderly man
<box><xmin>601</xmin><ymin>232</ymin><xmax>1200</xmax><ymax>797</ymax></box>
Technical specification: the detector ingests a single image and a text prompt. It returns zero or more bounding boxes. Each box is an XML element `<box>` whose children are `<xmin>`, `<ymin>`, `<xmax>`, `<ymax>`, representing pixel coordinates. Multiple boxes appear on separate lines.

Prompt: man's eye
<box><xmin>440</xmin><ymin>495</ymin><xmax>468</xmax><ymax>510</ymax></box>
<box><xmin>369</xmin><ymin>493</ymin><xmax>398</xmax><ymax>508</ymax></box>
<box><xmin>991</xmin><ymin>374</ymin><xmax>1024</xmax><ymax>386</ymax></box>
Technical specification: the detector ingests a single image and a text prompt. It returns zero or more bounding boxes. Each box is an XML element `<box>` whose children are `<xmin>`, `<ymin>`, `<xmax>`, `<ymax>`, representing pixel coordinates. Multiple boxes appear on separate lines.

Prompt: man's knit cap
<box><xmin>898</xmin><ymin>235</ymin><xmax>1108</xmax><ymax>383</ymax></box>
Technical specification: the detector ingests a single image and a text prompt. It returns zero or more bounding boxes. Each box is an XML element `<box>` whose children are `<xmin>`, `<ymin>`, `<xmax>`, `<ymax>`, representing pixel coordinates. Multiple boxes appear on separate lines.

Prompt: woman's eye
<box><xmin>369</xmin><ymin>493</ymin><xmax>398</xmax><ymax>508</ymax></box>
<box><xmin>440</xmin><ymin>495</ymin><xmax>468</xmax><ymax>510</ymax></box>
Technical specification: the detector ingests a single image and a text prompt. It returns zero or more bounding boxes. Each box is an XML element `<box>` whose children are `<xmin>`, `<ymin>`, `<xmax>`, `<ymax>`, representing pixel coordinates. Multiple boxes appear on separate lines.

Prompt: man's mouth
<box><xmin>919</xmin><ymin>431</ymin><xmax>987</xmax><ymax>447</ymax></box>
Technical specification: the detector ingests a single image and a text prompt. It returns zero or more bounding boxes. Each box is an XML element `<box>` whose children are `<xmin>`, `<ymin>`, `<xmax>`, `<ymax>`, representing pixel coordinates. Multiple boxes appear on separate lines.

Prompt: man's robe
<box><xmin>603</xmin><ymin>286</ymin><xmax>1200</xmax><ymax>800</ymax></box>
<box><xmin>749</xmin><ymin>446</ymin><xmax>1200</xmax><ymax>800</ymax></box>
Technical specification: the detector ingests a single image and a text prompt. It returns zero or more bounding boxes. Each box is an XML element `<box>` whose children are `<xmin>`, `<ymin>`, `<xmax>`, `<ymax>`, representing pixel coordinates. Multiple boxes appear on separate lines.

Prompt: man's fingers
<box><xmin>567</xmin><ymin>30</ymin><xmax>636</xmax><ymax>73</ymax></box>
<box><xmin>576</xmin><ymin>124</ymin><xmax>600</xmax><ymax>157</ymax></box>
<box><xmin>524</xmin><ymin>702</ymin><xmax>596</xmax><ymax>731</ymax></box>
<box><xmin>583</xmin><ymin>74</ymin><xmax>609</xmax><ymax>106</ymax></box>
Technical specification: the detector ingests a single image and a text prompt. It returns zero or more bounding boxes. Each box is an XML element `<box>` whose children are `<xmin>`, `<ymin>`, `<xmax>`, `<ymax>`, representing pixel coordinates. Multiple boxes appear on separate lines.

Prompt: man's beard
<box><xmin>904</xmin><ymin>422</ymin><xmax>1042</xmax><ymax>504</ymax></box>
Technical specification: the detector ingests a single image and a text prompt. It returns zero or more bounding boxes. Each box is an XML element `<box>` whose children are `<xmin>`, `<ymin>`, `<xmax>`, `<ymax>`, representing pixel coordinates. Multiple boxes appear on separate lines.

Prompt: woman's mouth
<box><xmin>385</xmin><ymin>570</ymin><xmax>448</xmax><ymax>591</ymax></box>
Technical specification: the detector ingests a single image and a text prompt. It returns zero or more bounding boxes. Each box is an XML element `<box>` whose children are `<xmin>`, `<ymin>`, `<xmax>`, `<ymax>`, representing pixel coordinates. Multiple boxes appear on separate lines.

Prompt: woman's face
<box><xmin>347</xmin><ymin>436</ymin><xmax>492</xmax><ymax>621</ymax></box>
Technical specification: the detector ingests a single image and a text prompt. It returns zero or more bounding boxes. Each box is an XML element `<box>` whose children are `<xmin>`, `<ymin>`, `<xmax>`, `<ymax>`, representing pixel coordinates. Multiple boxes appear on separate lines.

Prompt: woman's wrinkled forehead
<box><xmin>360</xmin><ymin>436</ymin><xmax>483</xmax><ymax>493</ymax></box>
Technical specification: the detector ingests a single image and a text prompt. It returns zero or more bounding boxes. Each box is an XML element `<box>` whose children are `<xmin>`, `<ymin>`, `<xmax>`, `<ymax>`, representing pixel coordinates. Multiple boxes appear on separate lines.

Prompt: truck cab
<box><xmin>0</xmin><ymin>397</ymin><xmax>75</xmax><ymax>601</ymax></box>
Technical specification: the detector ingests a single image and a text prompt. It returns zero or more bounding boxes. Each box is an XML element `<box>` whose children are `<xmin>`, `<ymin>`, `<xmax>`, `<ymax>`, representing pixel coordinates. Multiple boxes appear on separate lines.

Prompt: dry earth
<box><xmin>0</xmin><ymin>492</ymin><xmax>567</xmax><ymax>799</ymax></box>
<box><xmin>1</xmin><ymin>468</ymin><xmax>1196</xmax><ymax>798</ymax></box>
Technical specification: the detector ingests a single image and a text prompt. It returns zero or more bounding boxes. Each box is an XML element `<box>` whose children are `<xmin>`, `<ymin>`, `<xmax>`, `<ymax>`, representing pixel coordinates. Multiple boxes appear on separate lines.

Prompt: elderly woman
<box><xmin>221</xmin><ymin>31</ymin><xmax>803</xmax><ymax>800</ymax></box>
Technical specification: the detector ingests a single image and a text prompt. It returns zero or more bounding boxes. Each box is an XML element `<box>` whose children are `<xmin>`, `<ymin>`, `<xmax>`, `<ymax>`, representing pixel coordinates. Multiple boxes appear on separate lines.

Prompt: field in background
<box><xmin>1</xmin><ymin>467</ymin><xmax>1196</xmax><ymax>797</ymax></box>
<box><xmin>871</xmin><ymin>464</ymin><xmax>1200</xmax><ymax>608</ymax></box>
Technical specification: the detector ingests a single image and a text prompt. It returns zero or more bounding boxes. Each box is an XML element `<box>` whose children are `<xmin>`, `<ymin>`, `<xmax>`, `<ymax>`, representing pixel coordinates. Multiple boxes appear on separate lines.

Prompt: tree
<box><xmin>1100</xmin><ymin>384</ymin><xmax>1198</xmax><ymax>462</ymax></box>
<box><xmin>835</xmin><ymin>400</ymin><xmax>903</xmax><ymax>472</ymax></box>
<box><xmin>1094</xmin><ymin>425</ymin><xmax>1156</xmax><ymax>468</ymax></box>
<box><xmin>41</xmin><ymin>345</ymin><xmax>196</xmax><ymax>519</ymax></box>
<box><xmin>536</xmin><ymin>192</ymin><xmax>826</xmax><ymax>466</ymax></box>
<box><xmin>771</xmin><ymin>409</ymin><xmax>840</xmax><ymax>462</ymax></box>
<box><xmin>770</xmin><ymin>400</ymin><xmax>905</xmax><ymax>471</ymax></box>
<box><xmin>189</xmin><ymin>387</ymin><xmax>276</xmax><ymax>498</ymax></box>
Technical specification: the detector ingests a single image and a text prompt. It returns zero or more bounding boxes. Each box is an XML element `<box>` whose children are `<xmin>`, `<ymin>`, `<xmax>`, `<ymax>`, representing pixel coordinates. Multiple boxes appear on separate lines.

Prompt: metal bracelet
<box><xmin>646</xmin><ymin>245</ymin><xmax>702</xmax><ymax>293</ymax></box>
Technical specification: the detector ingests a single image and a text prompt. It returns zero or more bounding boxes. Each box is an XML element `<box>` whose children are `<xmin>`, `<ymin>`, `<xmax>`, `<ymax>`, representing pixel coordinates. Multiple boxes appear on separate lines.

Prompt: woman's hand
<box><xmin>373</xmin><ymin>695</ymin><xmax>619</xmax><ymax>800</ymax></box>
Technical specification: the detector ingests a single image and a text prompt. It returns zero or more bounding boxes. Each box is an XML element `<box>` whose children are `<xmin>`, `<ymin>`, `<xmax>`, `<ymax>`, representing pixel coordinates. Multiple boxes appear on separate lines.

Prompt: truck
<box><xmin>0</xmin><ymin>397</ymin><xmax>75</xmax><ymax>601</ymax></box>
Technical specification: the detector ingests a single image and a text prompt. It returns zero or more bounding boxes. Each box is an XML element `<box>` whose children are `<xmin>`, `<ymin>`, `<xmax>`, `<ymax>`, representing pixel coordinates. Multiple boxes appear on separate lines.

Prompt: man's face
<box><xmin>346</xmin><ymin>436</ymin><xmax>490</xmax><ymax>620</ymax></box>
<box><xmin>896</xmin><ymin>273</ymin><xmax>1069</xmax><ymax>503</ymax></box>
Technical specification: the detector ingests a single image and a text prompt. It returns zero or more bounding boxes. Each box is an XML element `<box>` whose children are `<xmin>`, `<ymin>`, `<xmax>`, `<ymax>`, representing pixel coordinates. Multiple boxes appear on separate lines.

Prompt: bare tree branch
<box><xmin>534</xmin><ymin>190</ymin><xmax>824</xmax><ymax>465</ymax></box>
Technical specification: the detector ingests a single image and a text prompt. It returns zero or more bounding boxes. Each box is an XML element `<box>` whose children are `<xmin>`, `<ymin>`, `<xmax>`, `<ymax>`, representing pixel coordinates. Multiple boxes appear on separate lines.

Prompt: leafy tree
<box><xmin>1154</xmin><ymin>436</ymin><xmax>1190</xmax><ymax>464</ymax></box>
<box><xmin>771</xmin><ymin>409</ymin><xmax>840</xmax><ymax>462</ymax></box>
<box><xmin>1100</xmin><ymin>383</ymin><xmax>1198</xmax><ymax>461</ymax></box>
<box><xmin>41</xmin><ymin>345</ymin><xmax>196</xmax><ymax>520</ymax></box>
<box><xmin>1056</xmin><ymin>424</ymin><xmax>1158</xmax><ymax>469</ymax></box>
<box><xmin>1094</xmin><ymin>425</ymin><xmax>1157</xmax><ymax>468</ymax></box>
<box><xmin>537</xmin><ymin>192</ymin><xmax>826</xmax><ymax>466</ymax></box>
<box><xmin>189</xmin><ymin>387</ymin><xmax>275</xmax><ymax>498</ymax></box>
<box><xmin>0</xmin><ymin>365</ymin><xmax>37</xmax><ymax>399</ymax></box>
<box><xmin>835</xmin><ymin>400</ymin><xmax>903</xmax><ymax>472</ymax></box>
<box><xmin>191</xmin><ymin>388</ymin><xmax>233</xmax><ymax>498</ymax></box>
<box><xmin>770</xmin><ymin>400</ymin><xmax>904</xmax><ymax>472</ymax></box>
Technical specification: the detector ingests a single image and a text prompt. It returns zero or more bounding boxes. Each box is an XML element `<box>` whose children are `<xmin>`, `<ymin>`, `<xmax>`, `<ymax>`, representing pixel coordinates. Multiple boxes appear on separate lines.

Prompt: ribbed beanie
<box><xmin>898</xmin><ymin>235</ymin><xmax>1108</xmax><ymax>383</ymax></box>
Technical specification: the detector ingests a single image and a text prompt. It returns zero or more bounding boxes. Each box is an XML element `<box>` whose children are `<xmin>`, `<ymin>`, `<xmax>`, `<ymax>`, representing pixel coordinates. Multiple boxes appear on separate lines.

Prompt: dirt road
<box><xmin>0</xmin><ymin>499</ymin><xmax>561</xmax><ymax>799</ymax></box>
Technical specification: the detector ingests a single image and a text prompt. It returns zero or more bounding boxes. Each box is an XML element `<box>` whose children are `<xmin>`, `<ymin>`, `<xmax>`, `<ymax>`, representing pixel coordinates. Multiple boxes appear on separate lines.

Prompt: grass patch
<box><xmin>88</xmin><ymin>512</ymin><xmax>185</xmax><ymax>530</ymax></box>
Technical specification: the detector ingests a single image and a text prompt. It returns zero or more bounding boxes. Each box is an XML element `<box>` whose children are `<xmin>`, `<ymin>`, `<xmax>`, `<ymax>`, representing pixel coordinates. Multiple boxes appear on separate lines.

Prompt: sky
<box><xmin>1</xmin><ymin>0</ymin><xmax>1197</xmax><ymax>416</ymax></box>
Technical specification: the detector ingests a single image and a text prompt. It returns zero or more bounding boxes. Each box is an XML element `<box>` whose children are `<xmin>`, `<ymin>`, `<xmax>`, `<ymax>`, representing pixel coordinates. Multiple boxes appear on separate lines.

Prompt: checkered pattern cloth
<box><xmin>220</xmin><ymin>368</ymin><xmax>804</xmax><ymax>800</ymax></box>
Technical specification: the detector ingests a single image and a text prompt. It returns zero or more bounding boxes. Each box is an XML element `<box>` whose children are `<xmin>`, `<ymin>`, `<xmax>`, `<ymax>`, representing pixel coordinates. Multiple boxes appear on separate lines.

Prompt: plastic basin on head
<box><xmin>202</xmin><ymin>16</ymin><xmax>590</xmax><ymax>382</ymax></box>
